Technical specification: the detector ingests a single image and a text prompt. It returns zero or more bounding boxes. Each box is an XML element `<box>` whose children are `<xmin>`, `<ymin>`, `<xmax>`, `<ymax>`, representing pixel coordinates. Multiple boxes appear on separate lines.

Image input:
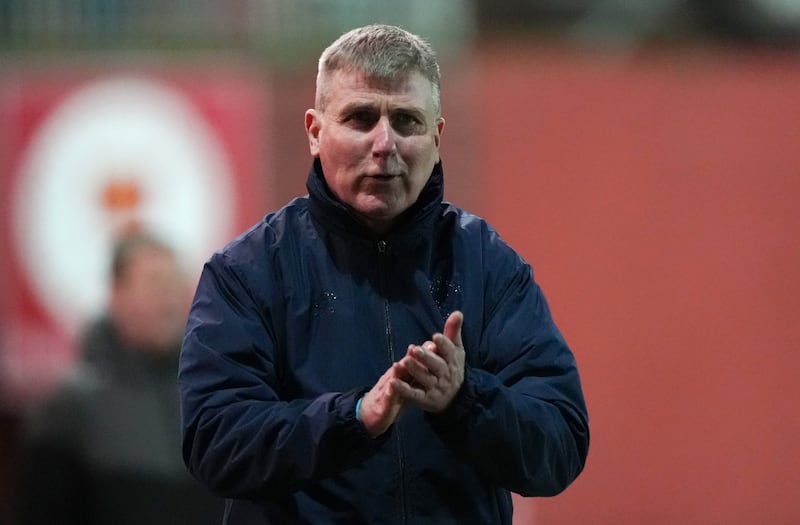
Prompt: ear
<box><xmin>433</xmin><ymin>117</ymin><xmax>445</xmax><ymax>160</ymax></box>
<box><xmin>305</xmin><ymin>109</ymin><xmax>321</xmax><ymax>157</ymax></box>
<box><xmin>434</xmin><ymin>117</ymin><xmax>445</xmax><ymax>149</ymax></box>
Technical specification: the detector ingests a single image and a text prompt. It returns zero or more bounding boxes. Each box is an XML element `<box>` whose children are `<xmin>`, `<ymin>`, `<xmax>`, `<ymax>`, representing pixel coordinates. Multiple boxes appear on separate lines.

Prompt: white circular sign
<box><xmin>13</xmin><ymin>75</ymin><xmax>236</xmax><ymax>334</ymax></box>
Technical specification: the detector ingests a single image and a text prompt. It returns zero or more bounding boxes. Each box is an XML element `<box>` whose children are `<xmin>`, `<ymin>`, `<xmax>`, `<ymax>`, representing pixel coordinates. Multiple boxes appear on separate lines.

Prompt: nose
<box><xmin>371</xmin><ymin>116</ymin><xmax>397</xmax><ymax>158</ymax></box>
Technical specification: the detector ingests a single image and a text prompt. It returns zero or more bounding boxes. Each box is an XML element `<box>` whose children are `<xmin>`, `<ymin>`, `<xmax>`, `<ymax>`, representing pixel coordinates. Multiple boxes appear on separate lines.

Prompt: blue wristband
<box><xmin>355</xmin><ymin>396</ymin><xmax>364</xmax><ymax>421</ymax></box>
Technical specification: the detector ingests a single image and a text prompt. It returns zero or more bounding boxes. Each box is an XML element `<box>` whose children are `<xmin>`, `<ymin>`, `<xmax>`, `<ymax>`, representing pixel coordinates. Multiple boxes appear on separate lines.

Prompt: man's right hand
<box><xmin>358</xmin><ymin>362</ymin><xmax>408</xmax><ymax>437</ymax></box>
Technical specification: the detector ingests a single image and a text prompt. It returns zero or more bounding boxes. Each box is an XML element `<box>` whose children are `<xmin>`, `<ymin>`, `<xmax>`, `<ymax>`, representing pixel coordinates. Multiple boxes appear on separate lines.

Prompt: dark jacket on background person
<box><xmin>179</xmin><ymin>160</ymin><xmax>589</xmax><ymax>524</ymax></box>
<box><xmin>16</xmin><ymin>317</ymin><xmax>224</xmax><ymax>525</ymax></box>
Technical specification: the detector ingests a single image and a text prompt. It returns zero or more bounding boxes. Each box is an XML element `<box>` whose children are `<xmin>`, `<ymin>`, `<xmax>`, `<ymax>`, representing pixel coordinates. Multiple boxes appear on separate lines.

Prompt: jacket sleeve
<box><xmin>178</xmin><ymin>248</ymin><xmax>385</xmax><ymax>499</ymax></box>
<box><xmin>428</xmin><ymin>238</ymin><xmax>590</xmax><ymax>497</ymax></box>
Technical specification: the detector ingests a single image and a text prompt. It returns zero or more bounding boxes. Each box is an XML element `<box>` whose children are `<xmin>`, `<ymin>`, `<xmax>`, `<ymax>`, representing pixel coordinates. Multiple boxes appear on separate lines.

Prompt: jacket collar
<box><xmin>306</xmin><ymin>158</ymin><xmax>444</xmax><ymax>244</ymax></box>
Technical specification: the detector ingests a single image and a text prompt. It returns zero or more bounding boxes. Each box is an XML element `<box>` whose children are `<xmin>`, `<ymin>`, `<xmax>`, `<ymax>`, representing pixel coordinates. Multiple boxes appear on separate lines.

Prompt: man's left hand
<box><xmin>395</xmin><ymin>311</ymin><xmax>465</xmax><ymax>413</ymax></box>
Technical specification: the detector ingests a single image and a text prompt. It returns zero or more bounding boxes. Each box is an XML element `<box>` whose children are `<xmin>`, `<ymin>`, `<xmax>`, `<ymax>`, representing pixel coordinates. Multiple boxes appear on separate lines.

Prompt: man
<box><xmin>17</xmin><ymin>232</ymin><xmax>224</xmax><ymax>525</ymax></box>
<box><xmin>179</xmin><ymin>24</ymin><xmax>589</xmax><ymax>524</ymax></box>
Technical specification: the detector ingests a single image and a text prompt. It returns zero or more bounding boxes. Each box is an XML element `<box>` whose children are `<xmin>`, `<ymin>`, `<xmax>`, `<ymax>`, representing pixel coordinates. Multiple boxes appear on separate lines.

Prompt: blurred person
<box><xmin>16</xmin><ymin>231</ymin><xmax>224</xmax><ymax>525</ymax></box>
<box><xmin>179</xmin><ymin>24</ymin><xmax>589</xmax><ymax>524</ymax></box>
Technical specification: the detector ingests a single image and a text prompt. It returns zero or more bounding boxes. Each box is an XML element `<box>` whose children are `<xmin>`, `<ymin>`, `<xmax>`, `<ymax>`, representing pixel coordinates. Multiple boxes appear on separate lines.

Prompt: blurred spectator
<box><xmin>14</xmin><ymin>231</ymin><xmax>224</xmax><ymax>525</ymax></box>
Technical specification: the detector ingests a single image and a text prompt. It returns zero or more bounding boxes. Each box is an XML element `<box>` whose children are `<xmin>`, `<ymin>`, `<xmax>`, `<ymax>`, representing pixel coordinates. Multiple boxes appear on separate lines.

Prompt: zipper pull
<box><xmin>377</xmin><ymin>240</ymin><xmax>388</xmax><ymax>254</ymax></box>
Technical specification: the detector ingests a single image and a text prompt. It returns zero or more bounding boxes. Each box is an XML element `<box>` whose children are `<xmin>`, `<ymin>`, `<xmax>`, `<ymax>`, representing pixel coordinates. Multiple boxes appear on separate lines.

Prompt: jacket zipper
<box><xmin>377</xmin><ymin>239</ymin><xmax>407</xmax><ymax>525</ymax></box>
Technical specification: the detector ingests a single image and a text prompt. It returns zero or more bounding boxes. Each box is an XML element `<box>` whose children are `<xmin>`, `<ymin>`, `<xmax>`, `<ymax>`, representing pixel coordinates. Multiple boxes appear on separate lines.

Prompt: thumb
<box><xmin>443</xmin><ymin>310</ymin><xmax>464</xmax><ymax>348</ymax></box>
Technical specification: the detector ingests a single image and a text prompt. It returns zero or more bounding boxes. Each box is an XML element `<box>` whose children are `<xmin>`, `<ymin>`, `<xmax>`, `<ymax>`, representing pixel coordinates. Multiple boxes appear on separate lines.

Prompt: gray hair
<box><xmin>315</xmin><ymin>24</ymin><xmax>442</xmax><ymax>115</ymax></box>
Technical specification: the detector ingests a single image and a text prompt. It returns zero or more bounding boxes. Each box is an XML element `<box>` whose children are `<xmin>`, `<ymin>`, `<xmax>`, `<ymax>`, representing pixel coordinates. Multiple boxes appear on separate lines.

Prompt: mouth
<box><xmin>365</xmin><ymin>173</ymin><xmax>399</xmax><ymax>183</ymax></box>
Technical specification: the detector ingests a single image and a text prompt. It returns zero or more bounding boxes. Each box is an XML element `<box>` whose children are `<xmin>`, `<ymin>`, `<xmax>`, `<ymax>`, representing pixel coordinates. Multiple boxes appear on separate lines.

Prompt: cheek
<box><xmin>403</xmin><ymin>138</ymin><xmax>440</xmax><ymax>170</ymax></box>
<box><xmin>319</xmin><ymin>137</ymin><xmax>367</xmax><ymax>182</ymax></box>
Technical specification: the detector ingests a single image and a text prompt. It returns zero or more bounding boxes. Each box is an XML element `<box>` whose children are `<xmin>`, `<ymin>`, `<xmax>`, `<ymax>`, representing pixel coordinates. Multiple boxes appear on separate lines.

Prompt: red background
<box><xmin>476</xmin><ymin>46</ymin><xmax>800</xmax><ymax>524</ymax></box>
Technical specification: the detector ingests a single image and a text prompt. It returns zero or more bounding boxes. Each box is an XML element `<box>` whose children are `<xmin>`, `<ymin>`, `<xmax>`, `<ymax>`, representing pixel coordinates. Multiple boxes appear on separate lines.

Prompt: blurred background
<box><xmin>1</xmin><ymin>1</ymin><xmax>799</xmax><ymax>523</ymax></box>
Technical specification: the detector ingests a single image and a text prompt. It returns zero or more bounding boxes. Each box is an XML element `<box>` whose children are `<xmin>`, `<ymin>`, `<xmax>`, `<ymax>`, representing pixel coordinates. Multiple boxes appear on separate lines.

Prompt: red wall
<box><xmin>475</xmin><ymin>45</ymin><xmax>800</xmax><ymax>523</ymax></box>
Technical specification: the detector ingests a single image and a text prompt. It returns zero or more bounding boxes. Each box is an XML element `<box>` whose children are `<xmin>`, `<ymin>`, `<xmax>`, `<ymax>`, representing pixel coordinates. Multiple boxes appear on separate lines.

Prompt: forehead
<box><xmin>322</xmin><ymin>68</ymin><xmax>435</xmax><ymax>112</ymax></box>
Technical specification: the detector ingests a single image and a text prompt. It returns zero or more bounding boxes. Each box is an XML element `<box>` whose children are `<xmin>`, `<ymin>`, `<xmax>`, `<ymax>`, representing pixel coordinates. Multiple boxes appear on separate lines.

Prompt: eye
<box><xmin>391</xmin><ymin>113</ymin><xmax>424</xmax><ymax>135</ymax></box>
<box><xmin>345</xmin><ymin>110</ymin><xmax>378</xmax><ymax>130</ymax></box>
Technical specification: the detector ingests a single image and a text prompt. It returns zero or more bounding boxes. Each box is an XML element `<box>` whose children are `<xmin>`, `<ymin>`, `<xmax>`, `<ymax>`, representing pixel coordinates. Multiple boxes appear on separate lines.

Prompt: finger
<box><xmin>409</xmin><ymin>344</ymin><xmax>448</xmax><ymax>378</ymax></box>
<box><xmin>443</xmin><ymin>310</ymin><xmax>464</xmax><ymax>348</ymax></box>
<box><xmin>391</xmin><ymin>377</ymin><xmax>426</xmax><ymax>403</ymax></box>
<box><xmin>432</xmin><ymin>311</ymin><xmax>463</xmax><ymax>361</ymax></box>
<box><xmin>406</xmin><ymin>341</ymin><xmax>436</xmax><ymax>358</ymax></box>
<box><xmin>374</xmin><ymin>364</ymin><xmax>405</xmax><ymax>401</ymax></box>
<box><xmin>394</xmin><ymin>353</ymin><xmax>415</xmax><ymax>382</ymax></box>
<box><xmin>399</xmin><ymin>349</ymin><xmax>434</xmax><ymax>382</ymax></box>
<box><xmin>404</xmin><ymin>355</ymin><xmax>440</xmax><ymax>390</ymax></box>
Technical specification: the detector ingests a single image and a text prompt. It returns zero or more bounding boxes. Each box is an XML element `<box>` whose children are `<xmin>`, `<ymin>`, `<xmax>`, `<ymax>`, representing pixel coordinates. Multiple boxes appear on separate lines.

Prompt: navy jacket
<box><xmin>179</xmin><ymin>160</ymin><xmax>589</xmax><ymax>524</ymax></box>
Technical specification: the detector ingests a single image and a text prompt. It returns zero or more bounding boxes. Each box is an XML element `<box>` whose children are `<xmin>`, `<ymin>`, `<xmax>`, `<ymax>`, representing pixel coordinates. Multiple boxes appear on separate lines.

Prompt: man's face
<box><xmin>305</xmin><ymin>68</ymin><xmax>444</xmax><ymax>234</ymax></box>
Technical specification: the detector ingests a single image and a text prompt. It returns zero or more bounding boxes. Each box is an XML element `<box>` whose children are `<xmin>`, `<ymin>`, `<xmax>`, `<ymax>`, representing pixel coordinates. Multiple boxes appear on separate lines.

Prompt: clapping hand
<box><xmin>395</xmin><ymin>311</ymin><xmax>465</xmax><ymax>413</ymax></box>
<box><xmin>358</xmin><ymin>311</ymin><xmax>465</xmax><ymax>437</ymax></box>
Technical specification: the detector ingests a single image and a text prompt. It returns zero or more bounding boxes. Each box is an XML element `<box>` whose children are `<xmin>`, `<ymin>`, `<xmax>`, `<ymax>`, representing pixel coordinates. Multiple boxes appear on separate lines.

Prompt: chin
<box><xmin>352</xmin><ymin>206</ymin><xmax>399</xmax><ymax>232</ymax></box>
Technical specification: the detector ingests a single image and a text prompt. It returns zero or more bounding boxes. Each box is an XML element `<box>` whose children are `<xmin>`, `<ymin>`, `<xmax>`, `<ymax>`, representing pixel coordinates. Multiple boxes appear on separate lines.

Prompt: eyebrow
<box><xmin>338</xmin><ymin>101</ymin><xmax>427</xmax><ymax>117</ymax></box>
<box><xmin>339</xmin><ymin>102</ymin><xmax>377</xmax><ymax>115</ymax></box>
